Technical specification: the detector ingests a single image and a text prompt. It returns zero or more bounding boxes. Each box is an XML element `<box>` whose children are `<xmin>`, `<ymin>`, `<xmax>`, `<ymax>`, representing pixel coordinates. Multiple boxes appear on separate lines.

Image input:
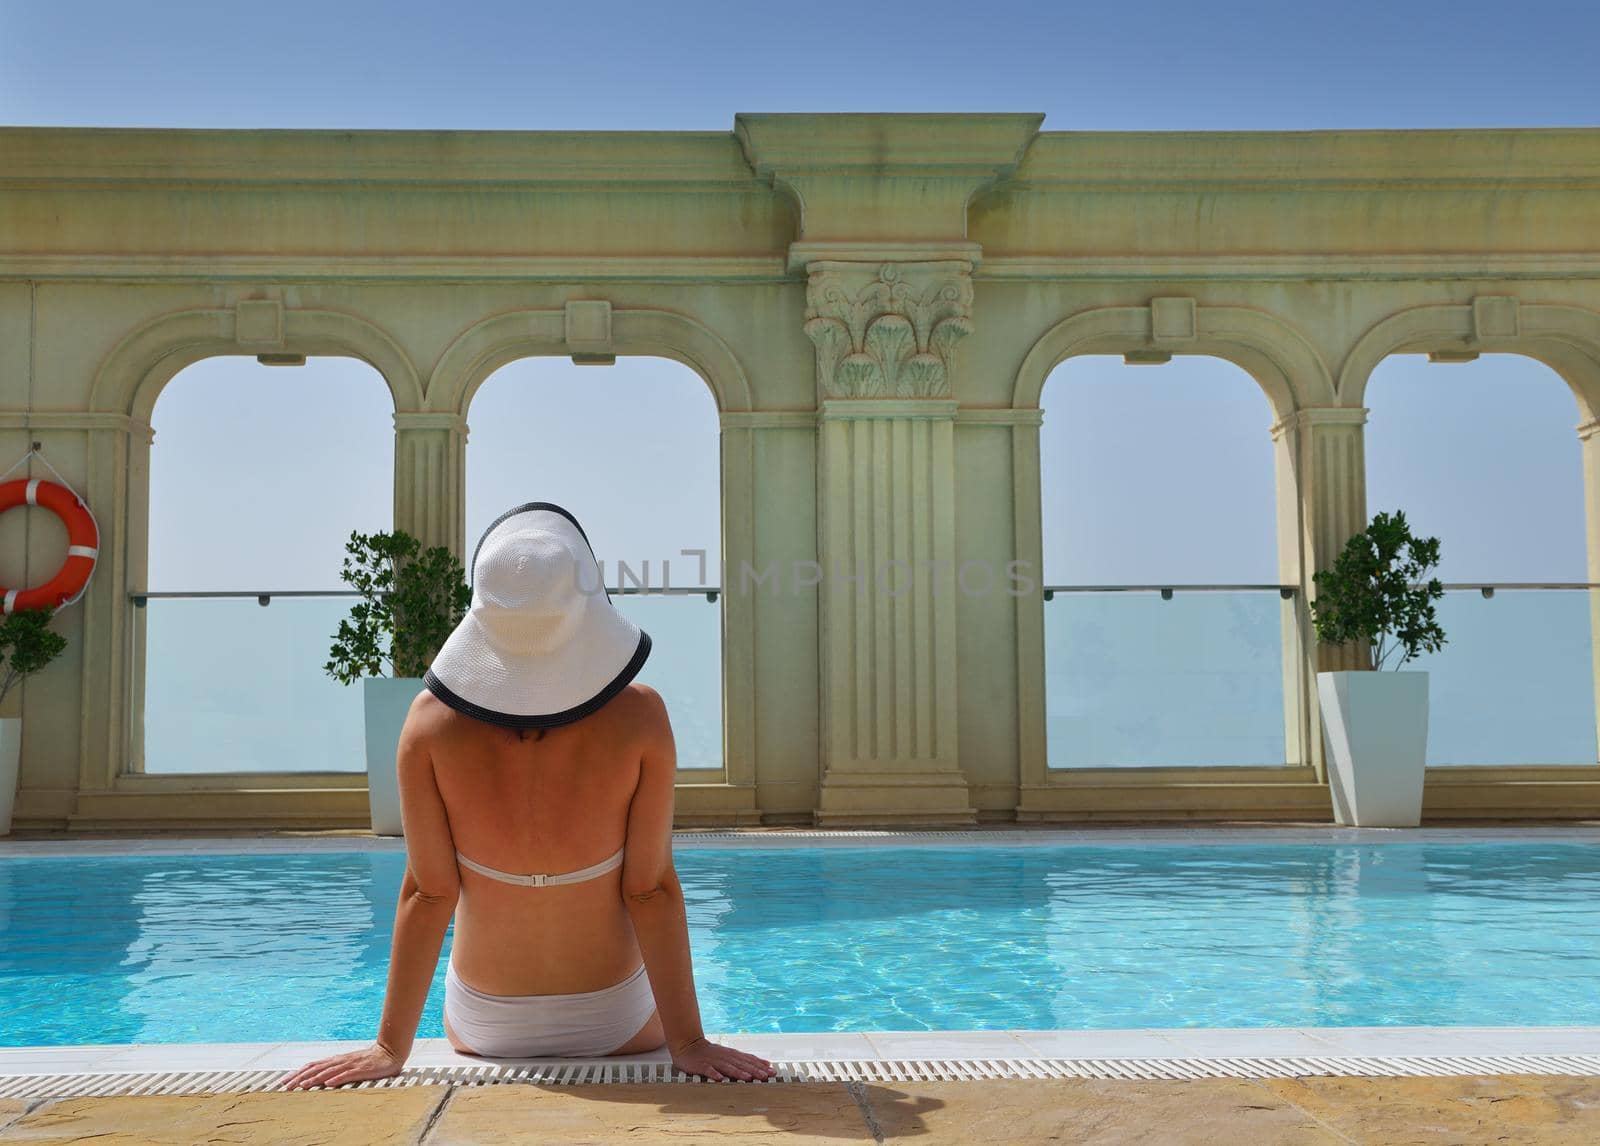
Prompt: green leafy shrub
<box><xmin>0</xmin><ymin>607</ymin><xmax>68</xmax><ymax>706</ymax></box>
<box><xmin>1310</xmin><ymin>510</ymin><xmax>1447</xmax><ymax>671</ymax></box>
<box><xmin>325</xmin><ymin>531</ymin><xmax>471</xmax><ymax>683</ymax></box>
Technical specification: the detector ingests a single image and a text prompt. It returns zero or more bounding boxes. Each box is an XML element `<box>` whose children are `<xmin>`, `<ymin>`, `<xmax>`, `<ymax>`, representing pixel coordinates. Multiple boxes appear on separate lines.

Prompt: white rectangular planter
<box><xmin>1317</xmin><ymin>670</ymin><xmax>1429</xmax><ymax>828</ymax></box>
<box><xmin>363</xmin><ymin>677</ymin><xmax>423</xmax><ymax>837</ymax></box>
<box><xmin>0</xmin><ymin>717</ymin><xmax>20</xmax><ymax>836</ymax></box>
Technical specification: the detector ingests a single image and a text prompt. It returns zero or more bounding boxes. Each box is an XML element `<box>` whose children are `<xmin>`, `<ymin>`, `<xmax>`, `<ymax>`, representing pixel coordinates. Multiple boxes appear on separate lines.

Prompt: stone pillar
<box><xmin>393</xmin><ymin>413</ymin><xmax>467</xmax><ymax>559</ymax></box>
<box><xmin>1581</xmin><ymin>418</ymin><xmax>1600</xmax><ymax>764</ymax></box>
<box><xmin>74</xmin><ymin>415</ymin><xmax>154</xmax><ymax>793</ymax></box>
<box><xmin>805</xmin><ymin>260</ymin><xmax>976</xmax><ymax>825</ymax></box>
<box><xmin>1272</xmin><ymin>406</ymin><xmax>1370</xmax><ymax>779</ymax></box>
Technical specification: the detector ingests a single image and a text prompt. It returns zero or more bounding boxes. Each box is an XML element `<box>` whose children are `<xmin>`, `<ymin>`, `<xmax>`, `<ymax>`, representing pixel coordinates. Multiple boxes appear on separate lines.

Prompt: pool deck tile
<box><xmin>0</xmin><ymin>1087</ymin><xmax>444</xmax><ymax>1146</ymax></box>
<box><xmin>7</xmin><ymin>1077</ymin><xmax>1600</xmax><ymax>1143</ymax></box>
<box><xmin>1260</xmin><ymin>1073</ymin><xmax>1600</xmax><ymax>1145</ymax></box>
<box><xmin>428</xmin><ymin>1082</ymin><xmax>873</xmax><ymax>1144</ymax></box>
<box><xmin>864</xmin><ymin>1077</ymin><xmax>1341</xmax><ymax>1144</ymax></box>
<box><xmin>0</xmin><ymin>1101</ymin><xmax>29</xmax><ymax>1137</ymax></box>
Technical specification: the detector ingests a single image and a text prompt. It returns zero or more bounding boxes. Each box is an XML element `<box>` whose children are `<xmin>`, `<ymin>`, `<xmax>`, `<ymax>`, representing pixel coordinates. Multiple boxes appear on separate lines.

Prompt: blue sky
<box><xmin>5</xmin><ymin>1</ymin><xmax>1594</xmax><ymax>591</ymax></box>
<box><xmin>4</xmin><ymin>1</ymin><xmax>1596</xmax><ymax>130</ymax></box>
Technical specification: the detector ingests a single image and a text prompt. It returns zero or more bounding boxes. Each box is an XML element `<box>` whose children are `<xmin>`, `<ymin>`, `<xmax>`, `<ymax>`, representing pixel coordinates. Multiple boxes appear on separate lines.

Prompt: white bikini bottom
<box><xmin>443</xmin><ymin>953</ymin><xmax>658</xmax><ymax>1058</ymax></box>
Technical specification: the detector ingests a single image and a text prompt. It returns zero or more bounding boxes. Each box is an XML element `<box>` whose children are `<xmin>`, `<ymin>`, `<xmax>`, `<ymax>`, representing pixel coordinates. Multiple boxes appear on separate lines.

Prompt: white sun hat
<box><xmin>423</xmin><ymin>502</ymin><xmax>651</xmax><ymax>728</ymax></box>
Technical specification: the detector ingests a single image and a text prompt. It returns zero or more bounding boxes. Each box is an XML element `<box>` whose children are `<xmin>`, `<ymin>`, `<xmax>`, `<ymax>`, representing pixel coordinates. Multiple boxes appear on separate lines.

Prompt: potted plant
<box><xmin>0</xmin><ymin>607</ymin><xmax>68</xmax><ymax>836</ymax></box>
<box><xmin>326</xmin><ymin>531</ymin><xmax>470</xmax><ymax>836</ymax></box>
<box><xmin>1309</xmin><ymin>510</ymin><xmax>1447</xmax><ymax>827</ymax></box>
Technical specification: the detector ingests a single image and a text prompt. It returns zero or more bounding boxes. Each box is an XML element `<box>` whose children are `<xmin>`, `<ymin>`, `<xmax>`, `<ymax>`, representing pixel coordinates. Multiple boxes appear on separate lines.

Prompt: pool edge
<box><xmin>4</xmin><ymin>1027</ymin><xmax>1600</xmax><ymax>1095</ymax></box>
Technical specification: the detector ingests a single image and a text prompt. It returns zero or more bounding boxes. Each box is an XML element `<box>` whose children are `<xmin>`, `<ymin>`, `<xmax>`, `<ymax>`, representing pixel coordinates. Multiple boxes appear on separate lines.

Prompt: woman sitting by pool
<box><xmin>284</xmin><ymin>503</ymin><xmax>775</xmax><ymax>1088</ymax></box>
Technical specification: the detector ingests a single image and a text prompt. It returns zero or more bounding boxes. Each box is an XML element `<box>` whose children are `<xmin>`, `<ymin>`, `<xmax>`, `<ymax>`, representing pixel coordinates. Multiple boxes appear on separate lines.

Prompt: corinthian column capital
<box><xmin>803</xmin><ymin>260</ymin><xmax>974</xmax><ymax>400</ymax></box>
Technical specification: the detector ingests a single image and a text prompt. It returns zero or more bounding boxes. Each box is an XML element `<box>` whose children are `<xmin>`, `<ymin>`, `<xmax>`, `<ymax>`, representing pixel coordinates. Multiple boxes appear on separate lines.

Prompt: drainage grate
<box><xmin>4</xmin><ymin>1055</ymin><xmax>1600</xmax><ymax>1099</ymax></box>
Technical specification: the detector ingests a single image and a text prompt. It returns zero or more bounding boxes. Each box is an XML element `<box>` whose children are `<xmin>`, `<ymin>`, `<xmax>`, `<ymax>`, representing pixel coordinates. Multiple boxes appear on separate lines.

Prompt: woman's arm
<box><xmin>284</xmin><ymin>700</ymin><xmax>460</xmax><ymax>1089</ymax></box>
<box><xmin>621</xmin><ymin>685</ymin><xmax>774</xmax><ymax>1082</ymax></box>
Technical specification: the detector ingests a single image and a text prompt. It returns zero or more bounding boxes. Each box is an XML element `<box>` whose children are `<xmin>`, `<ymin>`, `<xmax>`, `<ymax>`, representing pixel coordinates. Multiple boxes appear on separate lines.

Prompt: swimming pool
<box><xmin>3</xmin><ymin>841</ymin><xmax>1598</xmax><ymax>1046</ymax></box>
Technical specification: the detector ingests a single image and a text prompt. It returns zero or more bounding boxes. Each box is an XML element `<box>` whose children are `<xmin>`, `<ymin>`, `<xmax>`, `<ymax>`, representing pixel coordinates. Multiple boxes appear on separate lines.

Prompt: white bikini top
<box><xmin>454</xmin><ymin>847</ymin><xmax>624</xmax><ymax>888</ymax></box>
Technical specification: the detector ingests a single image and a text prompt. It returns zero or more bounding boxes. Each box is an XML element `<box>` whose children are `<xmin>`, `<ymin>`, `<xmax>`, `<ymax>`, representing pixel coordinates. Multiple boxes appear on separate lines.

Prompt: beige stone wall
<box><xmin>2</xmin><ymin>115</ymin><xmax>1598</xmax><ymax>829</ymax></box>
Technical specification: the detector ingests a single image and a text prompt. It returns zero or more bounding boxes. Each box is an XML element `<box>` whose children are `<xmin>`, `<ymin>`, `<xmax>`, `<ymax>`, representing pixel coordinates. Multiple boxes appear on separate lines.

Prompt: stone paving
<box><xmin>2</xmin><ymin>1075</ymin><xmax>1599</xmax><ymax>1144</ymax></box>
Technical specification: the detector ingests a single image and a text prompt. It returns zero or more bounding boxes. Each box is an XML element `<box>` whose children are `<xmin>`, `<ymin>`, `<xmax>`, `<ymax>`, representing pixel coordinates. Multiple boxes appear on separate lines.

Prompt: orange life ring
<box><xmin>0</xmin><ymin>478</ymin><xmax>99</xmax><ymax>613</ymax></box>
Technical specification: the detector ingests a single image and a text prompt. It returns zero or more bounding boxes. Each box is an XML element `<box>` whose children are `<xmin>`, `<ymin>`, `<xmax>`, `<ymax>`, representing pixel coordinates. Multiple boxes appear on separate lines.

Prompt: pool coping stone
<box><xmin>6</xmin><ymin>1027</ymin><xmax>1600</xmax><ymax>1078</ymax></box>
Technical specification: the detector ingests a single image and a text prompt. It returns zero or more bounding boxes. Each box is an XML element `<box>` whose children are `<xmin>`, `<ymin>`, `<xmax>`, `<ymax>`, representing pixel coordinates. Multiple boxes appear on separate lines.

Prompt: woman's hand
<box><xmin>671</xmin><ymin>1037</ymin><xmax>777</xmax><ymax>1082</ymax></box>
<box><xmin>280</xmin><ymin>1041</ymin><xmax>406</xmax><ymax>1090</ymax></box>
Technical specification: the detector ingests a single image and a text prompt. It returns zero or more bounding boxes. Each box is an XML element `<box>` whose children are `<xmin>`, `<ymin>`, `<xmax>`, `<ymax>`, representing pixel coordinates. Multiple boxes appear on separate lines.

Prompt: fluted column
<box><xmin>1275</xmin><ymin>407</ymin><xmax>1370</xmax><ymax>668</ymax></box>
<box><xmin>393</xmin><ymin>413</ymin><xmax>467</xmax><ymax>559</ymax></box>
<box><xmin>1272</xmin><ymin>406</ymin><xmax>1370</xmax><ymax>779</ymax></box>
<box><xmin>806</xmin><ymin>260</ymin><xmax>976</xmax><ymax>825</ymax></box>
<box><xmin>1581</xmin><ymin>418</ymin><xmax>1600</xmax><ymax>763</ymax></box>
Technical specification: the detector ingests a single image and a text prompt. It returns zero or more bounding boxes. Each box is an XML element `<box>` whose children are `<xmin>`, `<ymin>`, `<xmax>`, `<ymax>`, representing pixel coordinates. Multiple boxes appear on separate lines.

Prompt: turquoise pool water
<box><xmin>3</xmin><ymin>843</ymin><xmax>1599</xmax><ymax>1046</ymax></box>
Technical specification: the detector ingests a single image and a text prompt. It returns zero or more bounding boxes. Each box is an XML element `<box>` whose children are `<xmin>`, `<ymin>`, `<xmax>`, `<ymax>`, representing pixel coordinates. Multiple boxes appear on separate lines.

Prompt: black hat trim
<box><xmin>423</xmin><ymin>629</ymin><xmax>652</xmax><ymax>730</ymax></box>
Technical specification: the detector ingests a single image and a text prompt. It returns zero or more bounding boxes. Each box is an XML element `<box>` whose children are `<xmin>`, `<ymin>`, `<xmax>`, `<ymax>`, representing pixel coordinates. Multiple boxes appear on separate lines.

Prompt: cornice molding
<box><xmin>788</xmin><ymin>241</ymin><xmax>981</xmax><ymax>275</ymax></box>
<box><xmin>0</xmin><ymin>254</ymin><xmax>793</xmax><ymax>285</ymax></box>
<box><xmin>14</xmin><ymin>252</ymin><xmax>1597</xmax><ymax>287</ymax></box>
<box><xmin>1006</xmin><ymin>128</ymin><xmax>1600</xmax><ymax>190</ymax></box>
<box><xmin>736</xmin><ymin>113</ymin><xmax>1043</xmax><ymax>178</ymax></box>
<box><xmin>977</xmin><ymin>253</ymin><xmax>1600</xmax><ymax>283</ymax></box>
<box><xmin>0</xmin><ymin>127</ymin><xmax>763</xmax><ymax>188</ymax></box>
<box><xmin>738</xmin><ymin>113</ymin><xmax>1043</xmax><ymax>246</ymax></box>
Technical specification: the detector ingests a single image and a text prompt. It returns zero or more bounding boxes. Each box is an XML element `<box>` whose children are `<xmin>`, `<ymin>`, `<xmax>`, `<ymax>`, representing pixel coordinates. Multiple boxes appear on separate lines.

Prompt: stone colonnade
<box><xmin>3</xmin><ymin>115</ymin><xmax>1600</xmax><ymax>829</ymax></box>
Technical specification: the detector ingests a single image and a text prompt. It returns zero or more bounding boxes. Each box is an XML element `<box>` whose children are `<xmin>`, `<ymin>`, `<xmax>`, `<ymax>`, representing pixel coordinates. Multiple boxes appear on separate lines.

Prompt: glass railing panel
<box><xmin>139</xmin><ymin>588</ymin><xmax>726</xmax><ymax>775</ymax></box>
<box><xmin>140</xmin><ymin>594</ymin><xmax>366</xmax><ymax>774</ymax></box>
<box><xmin>1044</xmin><ymin>587</ymin><xmax>1297</xmax><ymax>768</ymax></box>
<box><xmin>611</xmin><ymin>589</ymin><xmax>723</xmax><ymax>771</ymax></box>
<box><xmin>1412</xmin><ymin>587</ymin><xmax>1598</xmax><ymax>766</ymax></box>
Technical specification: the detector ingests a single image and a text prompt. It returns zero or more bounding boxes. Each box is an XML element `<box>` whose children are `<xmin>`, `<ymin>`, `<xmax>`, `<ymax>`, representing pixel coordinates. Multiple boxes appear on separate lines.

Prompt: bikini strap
<box><xmin>455</xmin><ymin>847</ymin><xmax>625</xmax><ymax>888</ymax></box>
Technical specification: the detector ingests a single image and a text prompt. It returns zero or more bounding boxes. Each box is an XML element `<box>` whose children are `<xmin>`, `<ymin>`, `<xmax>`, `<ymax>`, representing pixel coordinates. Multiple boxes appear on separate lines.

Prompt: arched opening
<box><xmin>1366</xmin><ymin>352</ymin><xmax>1596</xmax><ymax>766</ymax></box>
<box><xmin>1038</xmin><ymin>355</ymin><xmax>1291</xmax><ymax>768</ymax></box>
<box><xmin>465</xmin><ymin>356</ymin><xmax>723</xmax><ymax>770</ymax></box>
<box><xmin>139</xmin><ymin>357</ymin><xmax>394</xmax><ymax>773</ymax></box>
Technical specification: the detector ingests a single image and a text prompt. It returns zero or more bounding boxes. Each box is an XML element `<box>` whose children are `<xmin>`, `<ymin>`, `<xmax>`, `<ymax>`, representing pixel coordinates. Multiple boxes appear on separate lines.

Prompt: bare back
<box><xmin>412</xmin><ymin>681</ymin><xmax>655</xmax><ymax>995</ymax></box>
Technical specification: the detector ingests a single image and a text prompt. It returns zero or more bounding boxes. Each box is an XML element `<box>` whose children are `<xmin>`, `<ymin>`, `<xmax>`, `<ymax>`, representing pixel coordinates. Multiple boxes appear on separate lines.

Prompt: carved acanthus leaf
<box><xmin>803</xmin><ymin>261</ymin><xmax>973</xmax><ymax>399</ymax></box>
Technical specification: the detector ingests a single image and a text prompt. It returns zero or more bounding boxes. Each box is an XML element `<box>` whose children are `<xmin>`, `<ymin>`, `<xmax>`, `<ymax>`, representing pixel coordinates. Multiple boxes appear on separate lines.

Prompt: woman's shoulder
<box><xmin>619</xmin><ymin>680</ymin><xmax>663</xmax><ymax>708</ymax></box>
<box><xmin>615</xmin><ymin>681</ymin><xmax>670</xmax><ymax>726</ymax></box>
<box><xmin>403</xmin><ymin>687</ymin><xmax>456</xmax><ymax>736</ymax></box>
